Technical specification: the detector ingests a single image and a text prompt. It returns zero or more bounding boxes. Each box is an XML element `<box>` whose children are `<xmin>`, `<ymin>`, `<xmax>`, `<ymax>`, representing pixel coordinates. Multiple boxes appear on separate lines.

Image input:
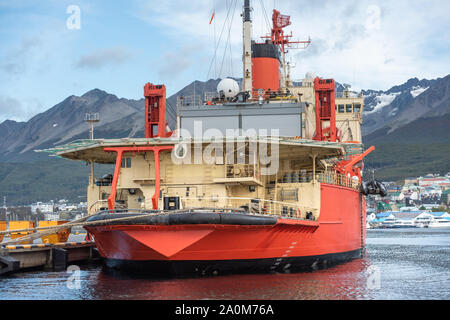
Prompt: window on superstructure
<box><xmin>121</xmin><ymin>157</ymin><xmax>132</xmax><ymax>168</ymax></box>
<box><xmin>338</xmin><ymin>104</ymin><xmax>344</xmax><ymax>113</ymax></box>
<box><xmin>354</xmin><ymin>104</ymin><xmax>361</xmax><ymax>113</ymax></box>
<box><xmin>346</xmin><ymin>104</ymin><xmax>353</xmax><ymax>113</ymax></box>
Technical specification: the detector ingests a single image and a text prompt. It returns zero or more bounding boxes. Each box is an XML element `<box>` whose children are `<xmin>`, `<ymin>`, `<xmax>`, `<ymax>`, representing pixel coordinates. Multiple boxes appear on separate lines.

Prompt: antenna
<box><xmin>261</xmin><ymin>9</ymin><xmax>311</xmax><ymax>88</ymax></box>
<box><xmin>242</xmin><ymin>0</ymin><xmax>253</xmax><ymax>97</ymax></box>
<box><xmin>84</xmin><ymin>112</ymin><xmax>100</xmax><ymax>140</ymax></box>
<box><xmin>84</xmin><ymin>113</ymin><xmax>100</xmax><ymax>186</ymax></box>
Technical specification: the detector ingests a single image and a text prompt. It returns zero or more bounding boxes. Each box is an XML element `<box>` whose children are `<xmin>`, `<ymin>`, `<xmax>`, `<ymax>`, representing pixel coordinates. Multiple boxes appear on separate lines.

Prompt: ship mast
<box><xmin>261</xmin><ymin>10</ymin><xmax>311</xmax><ymax>89</ymax></box>
<box><xmin>242</xmin><ymin>0</ymin><xmax>252</xmax><ymax>97</ymax></box>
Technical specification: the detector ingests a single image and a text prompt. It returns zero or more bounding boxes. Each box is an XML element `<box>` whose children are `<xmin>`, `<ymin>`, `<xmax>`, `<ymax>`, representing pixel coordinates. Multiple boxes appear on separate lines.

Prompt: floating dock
<box><xmin>0</xmin><ymin>241</ymin><xmax>97</xmax><ymax>275</ymax></box>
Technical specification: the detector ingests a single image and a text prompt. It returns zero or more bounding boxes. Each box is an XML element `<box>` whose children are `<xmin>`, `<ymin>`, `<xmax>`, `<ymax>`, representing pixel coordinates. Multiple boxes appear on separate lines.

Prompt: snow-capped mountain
<box><xmin>361</xmin><ymin>77</ymin><xmax>448</xmax><ymax>136</ymax></box>
<box><xmin>0</xmin><ymin>75</ymin><xmax>448</xmax><ymax>163</ymax></box>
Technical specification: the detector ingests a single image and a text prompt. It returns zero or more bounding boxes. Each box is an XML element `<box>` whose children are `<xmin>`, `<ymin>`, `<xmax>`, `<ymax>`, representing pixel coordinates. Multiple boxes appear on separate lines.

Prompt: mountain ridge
<box><xmin>0</xmin><ymin>74</ymin><xmax>448</xmax><ymax>202</ymax></box>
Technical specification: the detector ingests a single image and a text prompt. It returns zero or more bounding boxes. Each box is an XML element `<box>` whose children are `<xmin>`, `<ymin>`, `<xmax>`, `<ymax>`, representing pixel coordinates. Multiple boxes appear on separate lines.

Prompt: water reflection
<box><xmin>1</xmin><ymin>229</ymin><xmax>450</xmax><ymax>300</ymax></box>
<box><xmin>83</xmin><ymin>257</ymin><xmax>375</xmax><ymax>300</ymax></box>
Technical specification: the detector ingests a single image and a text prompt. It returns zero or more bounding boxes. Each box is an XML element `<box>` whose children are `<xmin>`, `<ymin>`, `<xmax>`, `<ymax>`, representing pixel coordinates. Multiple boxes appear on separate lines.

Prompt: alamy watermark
<box><xmin>366</xmin><ymin>5</ymin><xmax>381</xmax><ymax>31</ymax></box>
<box><xmin>66</xmin><ymin>264</ymin><xmax>81</xmax><ymax>290</ymax></box>
<box><xmin>66</xmin><ymin>5</ymin><xmax>81</xmax><ymax>30</ymax></box>
<box><xmin>170</xmin><ymin>122</ymin><xmax>280</xmax><ymax>176</ymax></box>
<box><xmin>366</xmin><ymin>265</ymin><xmax>381</xmax><ymax>290</ymax></box>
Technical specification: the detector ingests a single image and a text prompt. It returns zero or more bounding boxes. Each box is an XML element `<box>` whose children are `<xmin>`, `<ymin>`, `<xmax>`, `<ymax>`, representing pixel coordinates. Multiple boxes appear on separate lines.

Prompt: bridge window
<box><xmin>346</xmin><ymin>104</ymin><xmax>353</xmax><ymax>113</ymax></box>
<box><xmin>121</xmin><ymin>157</ymin><xmax>132</xmax><ymax>168</ymax></box>
<box><xmin>338</xmin><ymin>104</ymin><xmax>345</xmax><ymax>113</ymax></box>
<box><xmin>354</xmin><ymin>104</ymin><xmax>361</xmax><ymax>113</ymax></box>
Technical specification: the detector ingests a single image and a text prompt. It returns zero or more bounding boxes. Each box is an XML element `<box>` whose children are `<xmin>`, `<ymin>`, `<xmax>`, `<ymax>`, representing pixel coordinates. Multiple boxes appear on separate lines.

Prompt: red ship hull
<box><xmin>85</xmin><ymin>184</ymin><xmax>366</xmax><ymax>275</ymax></box>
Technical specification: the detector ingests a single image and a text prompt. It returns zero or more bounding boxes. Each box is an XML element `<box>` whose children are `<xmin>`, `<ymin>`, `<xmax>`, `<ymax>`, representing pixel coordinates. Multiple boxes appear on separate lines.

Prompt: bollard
<box><xmin>52</xmin><ymin>247</ymin><xmax>68</xmax><ymax>271</ymax></box>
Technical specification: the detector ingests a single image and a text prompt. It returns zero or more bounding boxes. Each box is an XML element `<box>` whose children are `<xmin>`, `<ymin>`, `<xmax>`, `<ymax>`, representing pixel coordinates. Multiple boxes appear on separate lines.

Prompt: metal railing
<box><xmin>88</xmin><ymin>196</ymin><xmax>317</xmax><ymax>221</ymax></box>
<box><xmin>88</xmin><ymin>200</ymin><xmax>108</xmax><ymax>215</ymax></box>
<box><xmin>225</xmin><ymin>163</ymin><xmax>261</xmax><ymax>181</ymax></box>
<box><xmin>317</xmin><ymin>172</ymin><xmax>360</xmax><ymax>190</ymax></box>
<box><xmin>176</xmin><ymin>95</ymin><xmax>202</xmax><ymax>107</ymax></box>
<box><xmin>179</xmin><ymin>196</ymin><xmax>316</xmax><ymax>220</ymax></box>
<box><xmin>335</xmin><ymin>91</ymin><xmax>364</xmax><ymax>98</ymax></box>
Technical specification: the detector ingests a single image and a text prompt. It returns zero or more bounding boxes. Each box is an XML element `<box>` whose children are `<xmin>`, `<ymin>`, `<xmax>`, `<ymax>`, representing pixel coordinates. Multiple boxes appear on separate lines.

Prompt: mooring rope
<box><xmin>0</xmin><ymin>196</ymin><xmax>312</xmax><ymax>246</ymax></box>
<box><xmin>0</xmin><ymin>207</ymin><xmax>249</xmax><ymax>246</ymax></box>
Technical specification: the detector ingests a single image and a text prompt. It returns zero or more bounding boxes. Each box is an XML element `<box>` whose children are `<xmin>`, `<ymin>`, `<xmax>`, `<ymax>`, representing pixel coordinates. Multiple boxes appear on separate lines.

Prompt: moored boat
<box><xmin>391</xmin><ymin>220</ymin><xmax>416</xmax><ymax>228</ymax></box>
<box><xmin>427</xmin><ymin>218</ymin><xmax>450</xmax><ymax>228</ymax></box>
<box><xmin>40</xmin><ymin>0</ymin><xmax>386</xmax><ymax>276</ymax></box>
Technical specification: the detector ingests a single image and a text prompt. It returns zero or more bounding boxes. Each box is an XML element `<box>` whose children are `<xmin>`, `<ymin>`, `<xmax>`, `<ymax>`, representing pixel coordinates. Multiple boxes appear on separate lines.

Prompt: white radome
<box><xmin>217</xmin><ymin>78</ymin><xmax>239</xmax><ymax>98</ymax></box>
<box><xmin>305</xmin><ymin>72</ymin><xmax>315</xmax><ymax>79</ymax></box>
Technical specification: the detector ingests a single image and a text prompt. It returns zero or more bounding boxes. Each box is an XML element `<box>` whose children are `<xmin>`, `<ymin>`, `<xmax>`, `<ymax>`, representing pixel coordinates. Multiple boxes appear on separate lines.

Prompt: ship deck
<box><xmin>36</xmin><ymin>137</ymin><xmax>360</xmax><ymax>164</ymax></box>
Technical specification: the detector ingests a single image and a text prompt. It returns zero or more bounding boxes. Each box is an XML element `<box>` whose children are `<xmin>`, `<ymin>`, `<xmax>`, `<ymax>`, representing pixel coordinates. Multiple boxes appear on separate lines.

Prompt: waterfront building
<box><xmin>404</xmin><ymin>177</ymin><xmax>418</xmax><ymax>185</ymax></box>
<box><xmin>442</xmin><ymin>190</ymin><xmax>450</xmax><ymax>205</ymax></box>
<box><xmin>428</xmin><ymin>212</ymin><xmax>450</xmax><ymax>219</ymax></box>
<box><xmin>44</xmin><ymin>213</ymin><xmax>60</xmax><ymax>221</ymax></box>
<box><xmin>391</xmin><ymin>192</ymin><xmax>404</xmax><ymax>201</ymax></box>
<box><xmin>31</xmin><ymin>202</ymin><xmax>54</xmax><ymax>214</ymax></box>
<box><xmin>419</xmin><ymin>176</ymin><xmax>450</xmax><ymax>188</ymax></box>
<box><xmin>400</xmin><ymin>205</ymin><xmax>419</xmax><ymax>212</ymax></box>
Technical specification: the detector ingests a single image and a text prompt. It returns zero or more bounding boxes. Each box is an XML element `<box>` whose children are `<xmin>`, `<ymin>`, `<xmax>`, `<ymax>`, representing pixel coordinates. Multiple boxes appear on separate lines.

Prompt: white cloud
<box><xmin>0</xmin><ymin>95</ymin><xmax>43</xmax><ymax>123</ymax></box>
<box><xmin>157</xmin><ymin>45</ymin><xmax>199</xmax><ymax>79</ymax></box>
<box><xmin>75</xmin><ymin>46</ymin><xmax>132</xmax><ymax>69</ymax></box>
<box><xmin>1</xmin><ymin>36</ymin><xmax>44</xmax><ymax>75</ymax></box>
<box><xmin>133</xmin><ymin>0</ymin><xmax>450</xmax><ymax>91</ymax></box>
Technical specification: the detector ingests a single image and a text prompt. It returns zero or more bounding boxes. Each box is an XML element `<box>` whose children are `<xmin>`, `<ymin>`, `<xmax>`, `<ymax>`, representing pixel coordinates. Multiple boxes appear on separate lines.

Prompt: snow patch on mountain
<box><xmin>410</xmin><ymin>86</ymin><xmax>429</xmax><ymax>98</ymax></box>
<box><xmin>364</xmin><ymin>92</ymin><xmax>401</xmax><ymax>114</ymax></box>
<box><xmin>389</xmin><ymin>107</ymin><xmax>399</xmax><ymax>117</ymax></box>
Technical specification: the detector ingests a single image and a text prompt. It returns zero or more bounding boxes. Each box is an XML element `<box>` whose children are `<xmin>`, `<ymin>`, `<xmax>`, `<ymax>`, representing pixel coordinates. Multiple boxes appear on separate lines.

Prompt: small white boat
<box><xmin>414</xmin><ymin>216</ymin><xmax>432</xmax><ymax>228</ymax></box>
<box><xmin>427</xmin><ymin>218</ymin><xmax>450</xmax><ymax>228</ymax></box>
<box><xmin>391</xmin><ymin>220</ymin><xmax>416</xmax><ymax>228</ymax></box>
<box><xmin>381</xmin><ymin>217</ymin><xmax>397</xmax><ymax>228</ymax></box>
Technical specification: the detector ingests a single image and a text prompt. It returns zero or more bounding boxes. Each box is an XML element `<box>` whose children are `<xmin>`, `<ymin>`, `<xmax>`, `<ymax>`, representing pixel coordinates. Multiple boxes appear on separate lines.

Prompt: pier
<box><xmin>0</xmin><ymin>240</ymin><xmax>97</xmax><ymax>275</ymax></box>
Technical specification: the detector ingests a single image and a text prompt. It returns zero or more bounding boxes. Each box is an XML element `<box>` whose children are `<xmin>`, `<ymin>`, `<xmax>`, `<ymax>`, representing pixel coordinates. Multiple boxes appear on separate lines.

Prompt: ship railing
<box><xmin>179</xmin><ymin>196</ymin><xmax>316</xmax><ymax>220</ymax></box>
<box><xmin>204</xmin><ymin>91</ymin><xmax>220</xmax><ymax>102</ymax></box>
<box><xmin>317</xmin><ymin>172</ymin><xmax>360</xmax><ymax>190</ymax></box>
<box><xmin>225</xmin><ymin>163</ymin><xmax>261</xmax><ymax>180</ymax></box>
<box><xmin>335</xmin><ymin>91</ymin><xmax>364</xmax><ymax>99</ymax></box>
<box><xmin>88</xmin><ymin>200</ymin><xmax>108</xmax><ymax>215</ymax></box>
<box><xmin>176</xmin><ymin>95</ymin><xmax>203</xmax><ymax>107</ymax></box>
<box><xmin>291</xmin><ymin>80</ymin><xmax>313</xmax><ymax>88</ymax></box>
<box><xmin>89</xmin><ymin>198</ymin><xmax>315</xmax><ymax>220</ymax></box>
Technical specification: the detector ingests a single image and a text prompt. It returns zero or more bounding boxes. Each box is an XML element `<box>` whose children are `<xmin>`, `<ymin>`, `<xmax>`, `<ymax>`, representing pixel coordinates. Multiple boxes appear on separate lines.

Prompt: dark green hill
<box><xmin>363</xmin><ymin>113</ymin><xmax>450</xmax><ymax>181</ymax></box>
<box><xmin>364</xmin><ymin>113</ymin><xmax>450</xmax><ymax>145</ymax></box>
<box><xmin>363</xmin><ymin>142</ymin><xmax>450</xmax><ymax>181</ymax></box>
<box><xmin>0</xmin><ymin>158</ymin><xmax>113</xmax><ymax>205</ymax></box>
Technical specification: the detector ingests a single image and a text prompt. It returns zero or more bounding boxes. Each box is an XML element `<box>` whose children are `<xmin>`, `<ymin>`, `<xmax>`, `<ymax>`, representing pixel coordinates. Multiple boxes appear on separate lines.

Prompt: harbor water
<box><xmin>1</xmin><ymin>228</ymin><xmax>449</xmax><ymax>300</ymax></box>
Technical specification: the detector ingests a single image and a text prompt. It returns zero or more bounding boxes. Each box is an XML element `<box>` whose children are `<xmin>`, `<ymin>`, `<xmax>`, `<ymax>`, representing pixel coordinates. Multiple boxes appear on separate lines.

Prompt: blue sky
<box><xmin>1</xmin><ymin>0</ymin><xmax>449</xmax><ymax>123</ymax></box>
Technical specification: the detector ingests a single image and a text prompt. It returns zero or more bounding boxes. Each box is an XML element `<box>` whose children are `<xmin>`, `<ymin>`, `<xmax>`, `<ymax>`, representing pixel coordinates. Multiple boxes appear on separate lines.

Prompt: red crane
<box><xmin>144</xmin><ymin>83</ymin><xmax>172</xmax><ymax>138</ymax></box>
<box><xmin>313</xmin><ymin>77</ymin><xmax>337</xmax><ymax>142</ymax></box>
<box><xmin>334</xmin><ymin>146</ymin><xmax>375</xmax><ymax>182</ymax></box>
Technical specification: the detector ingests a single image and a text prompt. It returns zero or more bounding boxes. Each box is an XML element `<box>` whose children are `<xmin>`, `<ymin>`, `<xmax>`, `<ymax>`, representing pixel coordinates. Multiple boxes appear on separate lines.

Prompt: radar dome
<box><xmin>217</xmin><ymin>78</ymin><xmax>239</xmax><ymax>98</ymax></box>
<box><xmin>305</xmin><ymin>72</ymin><xmax>315</xmax><ymax>79</ymax></box>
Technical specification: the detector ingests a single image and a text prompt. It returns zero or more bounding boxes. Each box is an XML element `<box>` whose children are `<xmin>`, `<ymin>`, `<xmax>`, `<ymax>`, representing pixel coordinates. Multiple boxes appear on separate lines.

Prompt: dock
<box><xmin>0</xmin><ymin>241</ymin><xmax>98</xmax><ymax>275</ymax></box>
